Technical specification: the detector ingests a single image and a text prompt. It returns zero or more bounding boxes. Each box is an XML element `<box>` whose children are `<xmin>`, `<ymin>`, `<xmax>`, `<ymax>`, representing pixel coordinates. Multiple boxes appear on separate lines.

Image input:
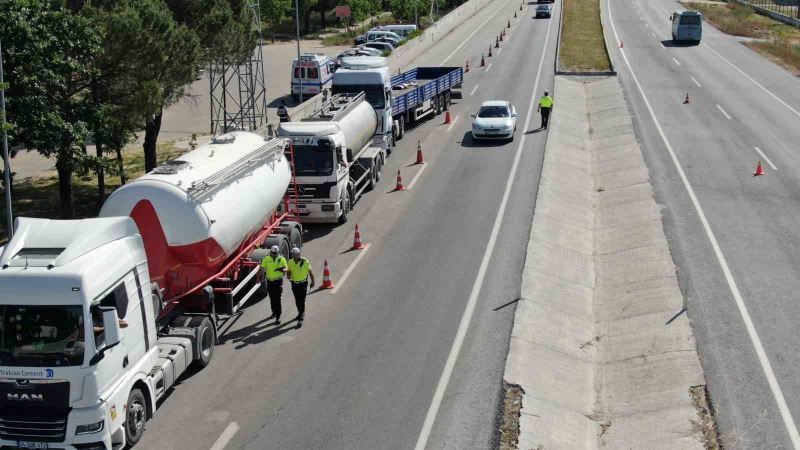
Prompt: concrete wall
<box><xmin>503</xmin><ymin>76</ymin><xmax>708</xmax><ymax>449</ymax></box>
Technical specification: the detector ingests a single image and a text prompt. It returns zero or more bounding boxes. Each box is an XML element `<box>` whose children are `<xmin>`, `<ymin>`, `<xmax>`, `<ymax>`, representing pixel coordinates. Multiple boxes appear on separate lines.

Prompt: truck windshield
<box><xmin>293</xmin><ymin>142</ymin><xmax>335</xmax><ymax>176</ymax></box>
<box><xmin>0</xmin><ymin>305</ymin><xmax>85</xmax><ymax>367</ymax></box>
<box><xmin>332</xmin><ymin>85</ymin><xmax>385</xmax><ymax>109</ymax></box>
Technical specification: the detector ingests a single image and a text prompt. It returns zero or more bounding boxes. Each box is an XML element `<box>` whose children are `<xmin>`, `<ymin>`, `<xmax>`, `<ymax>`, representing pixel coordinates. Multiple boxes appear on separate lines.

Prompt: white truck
<box><xmin>0</xmin><ymin>132</ymin><xmax>301</xmax><ymax>449</ymax></box>
<box><xmin>277</xmin><ymin>92</ymin><xmax>387</xmax><ymax>224</ymax></box>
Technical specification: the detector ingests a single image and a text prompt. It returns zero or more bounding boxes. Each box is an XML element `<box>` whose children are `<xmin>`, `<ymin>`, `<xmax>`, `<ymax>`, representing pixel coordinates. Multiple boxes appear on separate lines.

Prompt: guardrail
<box><xmin>732</xmin><ymin>0</ymin><xmax>800</xmax><ymax>27</ymax></box>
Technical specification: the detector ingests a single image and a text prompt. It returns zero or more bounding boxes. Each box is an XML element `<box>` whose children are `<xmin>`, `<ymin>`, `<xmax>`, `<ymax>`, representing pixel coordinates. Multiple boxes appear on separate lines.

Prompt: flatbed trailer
<box><xmin>390</xmin><ymin>67</ymin><xmax>463</xmax><ymax>140</ymax></box>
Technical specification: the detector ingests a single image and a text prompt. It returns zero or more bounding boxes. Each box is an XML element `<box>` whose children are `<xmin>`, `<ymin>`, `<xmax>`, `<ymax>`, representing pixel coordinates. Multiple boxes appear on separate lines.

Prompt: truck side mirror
<box><xmin>90</xmin><ymin>306</ymin><xmax>122</xmax><ymax>365</ymax></box>
<box><xmin>470</xmin><ymin>113</ymin><xmax>476</xmax><ymax>118</ymax></box>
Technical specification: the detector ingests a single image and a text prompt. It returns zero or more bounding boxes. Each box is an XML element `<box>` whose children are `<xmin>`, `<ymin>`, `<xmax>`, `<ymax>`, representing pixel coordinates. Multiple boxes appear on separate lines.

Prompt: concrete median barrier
<box><xmin>502</xmin><ymin>76</ymin><xmax>714</xmax><ymax>449</ymax></box>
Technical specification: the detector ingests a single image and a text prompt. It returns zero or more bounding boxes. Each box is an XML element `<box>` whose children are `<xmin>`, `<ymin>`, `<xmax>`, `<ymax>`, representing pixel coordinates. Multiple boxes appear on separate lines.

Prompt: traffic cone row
<box><xmin>416</xmin><ymin>141</ymin><xmax>425</xmax><ymax>164</ymax></box>
<box><xmin>320</xmin><ymin>260</ymin><xmax>334</xmax><ymax>289</ymax></box>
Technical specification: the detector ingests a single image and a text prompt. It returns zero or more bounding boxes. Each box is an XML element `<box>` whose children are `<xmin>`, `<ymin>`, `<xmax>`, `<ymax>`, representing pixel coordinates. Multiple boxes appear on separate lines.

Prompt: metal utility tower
<box><xmin>209</xmin><ymin>0</ymin><xmax>268</xmax><ymax>135</ymax></box>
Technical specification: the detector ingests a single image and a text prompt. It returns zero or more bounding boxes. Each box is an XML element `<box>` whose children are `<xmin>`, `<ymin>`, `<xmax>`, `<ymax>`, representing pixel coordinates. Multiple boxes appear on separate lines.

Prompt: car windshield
<box><xmin>478</xmin><ymin>106</ymin><xmax>510</xmax><ymax>118</ymax></box>
<box><xmin>333</xmin><ymin>84</ymin><xmax>385</xmax><ymax>109</ymax></box>
<box><xmin>292</xmin><ymin>141</ymin><xmax>335</xmax><ymax>176</ymax></box>
<box><xmin>0</xmin><ymin>305</ymin><xmax>85</xmax><ymax>367</ymax></box>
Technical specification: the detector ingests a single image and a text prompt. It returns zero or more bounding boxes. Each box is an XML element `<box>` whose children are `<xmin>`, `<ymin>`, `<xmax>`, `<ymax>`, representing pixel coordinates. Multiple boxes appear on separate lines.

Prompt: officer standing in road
<box><xmin>287</xmin><ymin>247</ymin><xmax>315</xmax><ymax>326</ymax></box>
<box><xmin>537</xmin><ymin>90</ymin><xmax>554</xmax><ymax>129</ymax></box>
<box><xmin>277</xmin><ymin>99</ymin><xmax>291</xmax><ymax>123</ymax></box>
<box><xmin>261</xmin><ymin>245</ymin><xmax>287</xmax><ymax>325</ymax></box>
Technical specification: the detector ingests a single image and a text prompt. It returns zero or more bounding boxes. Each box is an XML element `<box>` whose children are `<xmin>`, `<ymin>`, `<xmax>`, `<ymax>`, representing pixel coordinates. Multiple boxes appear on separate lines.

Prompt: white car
<box><xmin>471</xmin><ymin>100</ymin><xmax>517</xmax><ymax>140</ymax></box>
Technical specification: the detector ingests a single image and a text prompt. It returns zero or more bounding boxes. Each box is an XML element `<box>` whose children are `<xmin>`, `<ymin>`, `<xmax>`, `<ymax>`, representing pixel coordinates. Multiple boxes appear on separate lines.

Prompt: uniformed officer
<box><xmin>287</xmin><ymin>247</ymin><xmax>315</xmax><ymax>325</ymax></box>
<box><xmin>277</xmin><ymin>100</ymin><xmax>291</xmax><ymax>123</ymax></box>
<box><xmin>537</xmin><ymin>90</ymin><xmax>554</xmax><ymax>129</ymax></box>
<box><xmin>261</xmin><ymin>245</ymin><xmax>287</xmax><ymax>324</ymax></box>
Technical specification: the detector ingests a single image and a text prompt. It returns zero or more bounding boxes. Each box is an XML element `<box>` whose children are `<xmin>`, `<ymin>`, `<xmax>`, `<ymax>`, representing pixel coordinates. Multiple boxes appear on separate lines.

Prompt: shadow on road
<box><xmin>524</xmin><ymin>127</ymin><xmax>546</xmax><ymax>135</ymax></box>
<box><xmin>219</xmin><ymin>316</ymin><xmax>299</xmax><ymax>348</ymax></box>
<box><xmin>660</xmin><ymin>39</ymin><xmax>699</xmax><ymax>48</ymax></box>
<box><xmin>493</xmin><ymin>298</ymin><xmax>520</xmax><ymax>311</ymax></box>
<box><xmin>458</xmin><ymin>131</ymin><xmax>512</xmax><ymax>148</ymax></box>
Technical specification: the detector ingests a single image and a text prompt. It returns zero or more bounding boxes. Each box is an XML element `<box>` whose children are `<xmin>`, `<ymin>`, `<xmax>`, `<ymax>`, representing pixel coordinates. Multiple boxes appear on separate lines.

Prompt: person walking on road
<box><xmin>537</xmin><ymin>90</ymin><xmax>553</xmax><ymax>130</ymax></box>
<box><xmin>261</xmin><ymin>245</ymin><xmax>287</xmax><ymax>325</ymax></box>
<box><xmin>287</xmin><ymin>247</ymin><xmax>315</xmax><ymax>326</ymax></box>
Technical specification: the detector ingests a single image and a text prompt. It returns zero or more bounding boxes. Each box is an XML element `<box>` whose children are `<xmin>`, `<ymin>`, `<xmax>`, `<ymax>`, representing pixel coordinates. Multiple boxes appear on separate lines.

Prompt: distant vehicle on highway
<box><xmin>671</xmin><ymin>10</ymin><xmax>702</xmax><ymax>44</ymax></box>
<box><xmin>471</xmin><ymin>100</ymin><xmax>518</xmax><ymax>140</ymax></box>
<box><xmin>535</xmin><ymin>4</ymin><xmax>552</xmax><ymax>18</ymax></box>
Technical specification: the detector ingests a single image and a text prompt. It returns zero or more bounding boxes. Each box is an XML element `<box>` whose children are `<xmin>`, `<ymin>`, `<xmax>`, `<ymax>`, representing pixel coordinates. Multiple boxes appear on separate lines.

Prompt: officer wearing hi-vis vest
<box><xmin>287</xmin><ymin>247</ymin><xmax>315</xmax><ymax>326</ymax></box>
<box><xmin>261</xmin><ymin>245</ymin><xmax>287</xmax><ymax>325</ymax></box>
<box><xmin>537</xmin><ymin>90</ymin><xmax>554</xmax><ymax>130</ymax></box>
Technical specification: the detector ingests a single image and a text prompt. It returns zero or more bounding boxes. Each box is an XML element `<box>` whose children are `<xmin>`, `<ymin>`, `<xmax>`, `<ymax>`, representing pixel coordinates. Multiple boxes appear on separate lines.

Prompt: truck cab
<box><xmin>331</xmin><ymin>57</ymin><xmax>393</xmax><ymax>146</ymax></box>
<box><xmin>671</xmin><ymin>10</ymin><xmax>702</xmax><ymax>44</ymax></box>
<box><xmin>0</xmin><ymin>217</ymin><xmax>159</xmax><ymax>450</ymax></box>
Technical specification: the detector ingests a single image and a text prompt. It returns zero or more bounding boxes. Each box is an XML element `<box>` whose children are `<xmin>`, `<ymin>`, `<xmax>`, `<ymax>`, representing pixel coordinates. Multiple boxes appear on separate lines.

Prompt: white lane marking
<box><xmin>497</xmin><ymin>47</ymin><xmax>503</xmax><ymax>55</ymax></box>
<box><xmin>660</xmin><ymin>42</ymin><xmax>666</xmax><ymax>49</ymax></box>
<box><xmin>406</xmin><ymin>163</ymin><xmax>429</xmax><ymax>190</ymax></box>
<box><xmin>209</xmin><ymin>422</ymin><xmax>239</xmax><ymax>450</ymax></box>
<box><xmin>470</xmin><ymin>84</ymin><xmax>480</xmax><ymax>96</ymax></box>
<box><xmin>330</xmin><ymin>243</ymin><xmax>371</xmax><ymax>294</ymax></box>
<box><xmin>702</xmin><ymin>44</ymin><xmax>800</xmax><ymax>119</ymax></box>
<box><xmin>754</xmin><ymin>147</ymin><xmax>778</xmax><ymax>170</ymax></box>
<box><xmin>607</xmin><ymin>1</ymin><xmax>800</xmax><ymax>447</ymax></box>
<box><xmin>672</xmin><ymin>57</ymin><xmax>682</xmax><ymax>66</ymax></box>
<box><xmin>446</xmin><ymin>115</ymin><xmax>460</xmax><ymax>133</ymax></box>
<box><xmin>440</xmin><ymin>0</ymin><xmax>514</xmax><ymax>65</ymax></box>
<box><xmin>691</xmin><ymin>76</ymin><xmax>702</xmax><ymax>88</ymax></box>
<box><xmin>485</xmin><ymin>63</ymin><xmax>493</xmax><ymax>72</ymax></box>
<box><xmin>716</xmin><ymin>104</ymin><xmax>732</xmax><ymax>120</ymax></box>
<box><xmin>651</xmin><ymin>32</ymin><xmax>657</xmax><ymax>39</ymax></box>
<box><xmin>414</xmin><ymin>10</ymin><xmax>555</xmax><ymax>450</ymax></box>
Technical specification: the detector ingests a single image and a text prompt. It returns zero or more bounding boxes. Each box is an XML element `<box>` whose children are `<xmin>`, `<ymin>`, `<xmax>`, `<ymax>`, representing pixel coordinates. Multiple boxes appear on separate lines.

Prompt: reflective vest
<box><xmin>287</xmin><ymin>257</ymin><xmax>312</xmax><ymax>283</ymax></box>
<box><xmin>539</xmin><ymin>95</ymin><xmax>553</xmax><ymax>108</ymax></box>
<box><xmin>261</xmin><ymin>255</ymin><xmax>287</xmax><ymax>281</ymax></box>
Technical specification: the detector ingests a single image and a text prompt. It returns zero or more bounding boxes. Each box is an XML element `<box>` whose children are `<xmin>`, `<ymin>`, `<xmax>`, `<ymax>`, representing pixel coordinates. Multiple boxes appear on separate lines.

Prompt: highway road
<box><xmin>605</xmin><ymin>0</ymin><xmax>800</xmax><ymax>447</ymax></box>
<box><xmin>137</xmin><ymin>1</ymin><xmax>559</xmax><ymax>449</ymax></box>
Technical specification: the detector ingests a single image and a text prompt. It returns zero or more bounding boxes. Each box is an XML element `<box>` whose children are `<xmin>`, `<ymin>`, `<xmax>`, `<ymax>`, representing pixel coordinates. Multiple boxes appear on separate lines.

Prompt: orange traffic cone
<box><xmin>320</xmin><ymin>260</ymin><xmax>334</xmax><ymax>289</ymax></box>
<box><xmin>395</xmin><ymin>170</ymin><xmax>405</xmax><ymax>191</ymax></box>
<box><xmin>754</xmin><ymin>161</ymin><xmax>765</xmax><ymax>176</ymax></box>
<box><xmin>416</xmin><ymin>141</ymin><xmax>425</xmax><ymax>164</ymax></box>
<box><xmin>683</xmin><ymin>93</ymin><xmax>690</xmax><ymax>104</ymax></box>
<box><xmin>444</xmin><ymin>111</ymin><xmax>452</xmax><ymax>125</ymax></box>
<box><xmin>508</xmin><ymin>19</ymin><xmax>511</xmax><ymax>28</ymax></box>
<box><xmin>514</xmin><ymin>10</ymin><xmax>517</xmax><ymax>18</ymax></box>
<box><xmin>488</xmin><ymin>45</ymin><xmax>493</xmax><ymax>57</ymax></box>
<box><xmin>500</xmin><ymin>31</ymin><xmax>504</xmax><ymax>41</ymax></box>
<box><xmin>495</xmin><ymin>37</ymin><xmax>500</xmax><ymax>47</ymax></box>
<box><xmin>619</xmin><ymin>41</ymin><xmax>624</xmax><ymax>48</ymax></box>
<box><xmin>465</xmin><ymin>60</ymin><xmax>470</xmax><ymax>73</ymax></box>
<box><xmin>352</xmin><ymin>224</ymin><xmax>365</xmax><ymax>250</ymax></box>
<box><xmin>480</xmin><ymin>54</ymin><xmax>485</xmax><ymax>66</ymax></box>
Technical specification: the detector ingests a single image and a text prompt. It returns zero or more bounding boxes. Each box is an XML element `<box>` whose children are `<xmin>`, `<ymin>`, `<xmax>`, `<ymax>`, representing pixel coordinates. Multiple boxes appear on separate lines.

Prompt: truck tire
<box><xmin>338</xmin><ymin>191</ymin><xmax>351</xmax><ymax>224</ymax></box>
<box><xmin>375</xmin><ymin>159</ymin><xmax>383</xmax><ymax>183</ymax></box>
<box><xmin>289</xmin><ymin>226</ymin><xmax>302</xmax><ymax>252</ymax></box>
<box><xmin>264</xmin><ymin>235</ymin><xmax>290</xmax><ymax>259</ymax></box>
<box><xmin>367</xmin><ymin>163</ymin><xmax>377</xmax><ymax>191</ymax></box>
<box><xmin>125</xmin><ymin>388</ymin><xmax>147</xmax><ymax>446</ymax></box>
<box><xmin>193</xmin><ymin>316</ymin><xmax>215</xmax><ymax>368</ymax></box>
<box><xmin>433</xmin><ymin>96</ymin><xmax>440</xmax><ymax>115</ymax></box>
<box><xmin>444</xmin><ymin>91</ymin><xmax>451</xmax><ymax>110</ymax></box>
<box><xmin>397</xmin><ymin>115</ymin><xmax>405</xmax><ymax>140</ymax></box>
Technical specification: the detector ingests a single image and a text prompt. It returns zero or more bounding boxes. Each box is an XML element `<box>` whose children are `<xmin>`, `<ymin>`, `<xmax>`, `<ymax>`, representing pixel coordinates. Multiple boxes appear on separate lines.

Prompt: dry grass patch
<box><xmin>498</xmin><ymin>382</ymin><xmax>524</xmax><ymax>450</ymax></box>
<box><xmin>560</xmin><ymin>0</ymin><xmax>613</xmax><ymax>72</ymax></box>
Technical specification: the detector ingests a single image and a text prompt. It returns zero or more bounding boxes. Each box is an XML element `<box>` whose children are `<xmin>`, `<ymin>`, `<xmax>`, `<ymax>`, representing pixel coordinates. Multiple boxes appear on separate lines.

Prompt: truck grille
<box><xmin>0</xmin><ymin>415</ymin><xmax>67</xmax><ymax>442</ymax></box>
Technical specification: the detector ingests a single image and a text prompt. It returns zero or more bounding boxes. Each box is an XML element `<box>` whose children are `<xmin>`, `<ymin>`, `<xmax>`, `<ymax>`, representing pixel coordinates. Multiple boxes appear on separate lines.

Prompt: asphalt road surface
<box><xmin>136</xmin><ymin>1</ymin><xmax>559</xmax><ymax>449</ymax></box>
<box><xmin>605</xmin><ymin>0</ymin><xmax>800</xmax><ymax>447</ymax></box>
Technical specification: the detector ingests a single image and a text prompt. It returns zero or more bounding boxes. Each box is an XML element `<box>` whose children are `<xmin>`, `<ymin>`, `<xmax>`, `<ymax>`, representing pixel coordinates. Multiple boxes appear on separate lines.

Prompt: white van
<box><xmin>373</xmin><ymin>25</ymin><xmax>418</xmax><ymax>38</ymax></box>
<box><xmin>291</xmin><ymin>53</ymin><xmax>337</xmax><ymax>101</ymax></box>
<box><xmin>671</xmin><ymin>10</ymin><xmax>702</xmax><ymax>43</ymax></box>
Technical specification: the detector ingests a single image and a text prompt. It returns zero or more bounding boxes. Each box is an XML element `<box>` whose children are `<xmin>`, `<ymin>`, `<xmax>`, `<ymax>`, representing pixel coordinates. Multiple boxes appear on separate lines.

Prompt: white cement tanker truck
<box><xmin>0</xmin><ymin>132</ymin><xmax>300</xmax><ymax>449</ymax></box>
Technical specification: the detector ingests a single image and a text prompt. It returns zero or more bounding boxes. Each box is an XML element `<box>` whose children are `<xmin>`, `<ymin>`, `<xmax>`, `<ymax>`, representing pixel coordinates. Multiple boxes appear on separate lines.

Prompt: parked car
<box><xmin>363</xmin><ymin>41</ymin><xmax>395</xmax><ymax>54</ymax></box>
<box><xmin>471</xmin><ymin>101</ymin><xmax>517</xmax><ymax>140</ymax></box>
<box><xmin>535</xmin><ymin>4</ymin><xmax>552</xmax><ymax>18</ymax></box>
<box><xmin>366</xmin><ymin>30</ymin><xmax>402</xmax><ymax>43</ymax></box>
<box><xmin>372</xmin><ymin>24</ymin><xmax>418</xmax><ymax>37</ymax></box>
<box><xmin>374</xmin><ymin>36</ymin><xmax>402</xmax><ymax>47</ymax></box>
<box><xmin>355</xmin><ymin>45</ymin><xmax>385</xmax><ymax>56</ymax></box>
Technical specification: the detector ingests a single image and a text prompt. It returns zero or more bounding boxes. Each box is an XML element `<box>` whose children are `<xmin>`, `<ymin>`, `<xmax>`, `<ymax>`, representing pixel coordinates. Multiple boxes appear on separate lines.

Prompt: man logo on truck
<box><xmin>7</xmin><ymin>393</ymin><xmax>44</xmax><ymax>402</ymax></box>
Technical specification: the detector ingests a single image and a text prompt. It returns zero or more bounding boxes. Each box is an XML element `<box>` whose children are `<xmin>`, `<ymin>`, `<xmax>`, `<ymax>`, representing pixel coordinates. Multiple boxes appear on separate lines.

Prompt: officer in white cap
<box><xmin>261</xmin><ymin>245</ymin><xmax>287</xmax><ymax>324</ymax></box>
<box><xmin>287</xmin><ymin>247</ymin><xmax>315</xmax><ymax>326</ymax></box>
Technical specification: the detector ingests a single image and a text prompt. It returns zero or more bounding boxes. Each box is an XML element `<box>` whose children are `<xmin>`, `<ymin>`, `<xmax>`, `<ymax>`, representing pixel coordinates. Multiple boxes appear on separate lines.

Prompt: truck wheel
<box><xmin>367</xmin><ymin>163</ymin><xmax>377</xmax><ymax>191</ymax></box>
<box><xmin>433</xmin><ymin>96</ymin><xmax>440</xmax><ymax>115</ymax></box>
<box><xmin>289</xmin><ymin>226</ymin><xmax>302</xmax><ymax>253</ymax></box>
<box><xmin>375</xmin><ymin>160</ymin><xmax>382</xmax><ymax>183</ymax></box>
<box><xmin>398</xmin><ymin>115</ymin><xmax>405</xmax><ymax>140</ymax></box>
<box><xmin>193</xmin><ymin>316</ymin><xmax>215</xmax><ymax>368</ymax></box>
<box><xmin>338</xmin><ymin>191</ymin><xmax>350</xmax><ymax>224</ymax></box>
<box><xmin>444</xmin><ymin>92</ymin><xmax>451</xmax><ymax>109</ymax></box>
<box><xmin>150</xmin><ymin>283</ymin><xmax>162</xmax><ymax>319</ymax></box>
<box><xmin>125</xmin><ymin>388</ymin><xmax>147</xmax><ymax>446</ymax></box>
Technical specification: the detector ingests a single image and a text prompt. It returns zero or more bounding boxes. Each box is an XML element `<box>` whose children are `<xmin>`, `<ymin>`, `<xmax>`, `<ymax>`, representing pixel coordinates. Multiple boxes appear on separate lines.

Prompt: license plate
<box><xmin>17</xmin><ymin>442</ymin><xmax>48</xmax><ymax>449</ymax></box>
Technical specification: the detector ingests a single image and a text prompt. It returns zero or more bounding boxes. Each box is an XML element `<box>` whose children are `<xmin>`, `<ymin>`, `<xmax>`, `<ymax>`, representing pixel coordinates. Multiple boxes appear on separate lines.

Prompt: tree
<box><xmin>1</xmin><ymin>0</ymin><xmax>104</xmax><ymax>218</ymax></box>
<box><xmin>260</xmin><ymin>0</ymin><xmax>291</xmax><ymax>42</ymax></box>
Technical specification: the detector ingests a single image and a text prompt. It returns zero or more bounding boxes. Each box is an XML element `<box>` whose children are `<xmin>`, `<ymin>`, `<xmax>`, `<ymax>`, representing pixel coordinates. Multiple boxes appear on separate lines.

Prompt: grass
<box><xmin>683</xmin><ymin>2</ymin><xmax>800</xmax><ymax>75</ymax></box>
<box><xmin>0</xmin><ymin>141</ymin><xmax>187</xmax><ymax>242</ymax></box>
<box><xmin>560</xmin><ymin>0</ymin><xmax>613</xmax><ymax>72</ymax></box>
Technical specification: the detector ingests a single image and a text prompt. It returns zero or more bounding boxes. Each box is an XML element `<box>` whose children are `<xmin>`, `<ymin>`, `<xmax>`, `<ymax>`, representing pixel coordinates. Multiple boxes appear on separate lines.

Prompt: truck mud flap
<box><xmin>450</xmin><ymin>90</ymin><xmax>463</xmax><ymax>100</ymax></box>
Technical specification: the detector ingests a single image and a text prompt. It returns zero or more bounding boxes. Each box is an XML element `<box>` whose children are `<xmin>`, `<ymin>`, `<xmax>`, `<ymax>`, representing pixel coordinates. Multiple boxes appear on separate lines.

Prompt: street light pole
<box><xmin>295</xmin><ymin>0</ymin><xmax>303</xmax><ymax>104</ymax></box>
<box><xmin>0</xmin><ymin>40</ymin><xmax>13</xmax><ymax>239</ymax></box>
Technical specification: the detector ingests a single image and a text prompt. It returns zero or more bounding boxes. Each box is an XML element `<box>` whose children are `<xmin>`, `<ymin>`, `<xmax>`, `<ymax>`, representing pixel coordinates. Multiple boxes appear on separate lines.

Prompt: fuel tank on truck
<box><xmin>99</xmin><ymin>132</ymin><xmax>291</xmax><ymax>300</ymax></box>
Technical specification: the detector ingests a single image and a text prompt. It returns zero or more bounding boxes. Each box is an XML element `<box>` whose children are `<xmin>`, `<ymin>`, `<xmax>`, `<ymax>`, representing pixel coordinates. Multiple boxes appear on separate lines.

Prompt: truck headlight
<box><xmin>76</xmin><ymin>420</ymin><xmax>104</xmax><ymax>435</ymax></box>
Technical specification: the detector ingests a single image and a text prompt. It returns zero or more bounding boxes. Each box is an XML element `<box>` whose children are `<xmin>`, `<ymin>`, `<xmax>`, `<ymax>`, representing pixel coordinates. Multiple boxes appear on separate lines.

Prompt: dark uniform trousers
<box><xmin>540</xmin><ymin>107</ymin><xmax>551</xmax><ymax>129</ymax></box>
<box><xmin>267</xmin><ymin>279</ymin><xmax>283</xmax><ymax>319</ymax></box>
<box><xmin>291</xmin><ymin>281</ymin><xmax>308</xmax><ymax>318</ymax></box>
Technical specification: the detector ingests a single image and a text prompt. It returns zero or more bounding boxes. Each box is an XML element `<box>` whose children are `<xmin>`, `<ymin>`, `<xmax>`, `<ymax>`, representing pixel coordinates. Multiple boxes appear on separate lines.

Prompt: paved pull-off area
<box><xmin>504</xmin><ymin>76</ymin><xmax>706</xmax><ymax>449</ymax></box>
